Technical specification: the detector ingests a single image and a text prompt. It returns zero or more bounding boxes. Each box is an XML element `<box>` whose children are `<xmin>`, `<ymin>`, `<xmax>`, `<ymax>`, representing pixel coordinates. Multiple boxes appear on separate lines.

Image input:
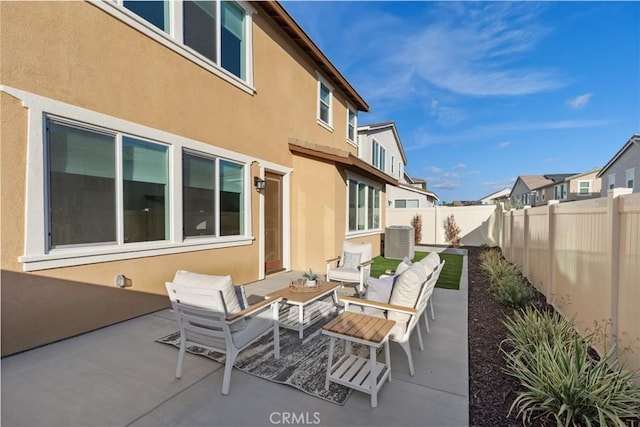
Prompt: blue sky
<box><xmin>282</xmin><ymin>1</ymin><xmax>640</xmax><ymax>202</ymax></box>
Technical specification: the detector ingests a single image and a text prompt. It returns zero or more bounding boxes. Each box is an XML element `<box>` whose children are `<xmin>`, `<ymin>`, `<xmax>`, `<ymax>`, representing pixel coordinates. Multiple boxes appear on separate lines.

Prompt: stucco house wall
<box><xmin>0</xmin><ymin>1</ymin><xmax>380</xmax><ymax>355</ymax></box>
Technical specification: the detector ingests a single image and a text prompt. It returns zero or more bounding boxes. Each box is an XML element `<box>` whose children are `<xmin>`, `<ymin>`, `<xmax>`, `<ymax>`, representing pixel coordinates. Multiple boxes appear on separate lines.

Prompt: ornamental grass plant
<box><xmin>502</xmin><ymin>307</ymin><xmax>640</xmax><ymax>426</ymax></box>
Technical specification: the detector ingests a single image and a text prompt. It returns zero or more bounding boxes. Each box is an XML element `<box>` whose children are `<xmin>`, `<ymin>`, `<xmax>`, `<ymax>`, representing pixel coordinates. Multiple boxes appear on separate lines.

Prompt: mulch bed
<box><xmin>467</xmin><ymin>246</ymin><xmax>552</xmax><ymax>427</ymax></box>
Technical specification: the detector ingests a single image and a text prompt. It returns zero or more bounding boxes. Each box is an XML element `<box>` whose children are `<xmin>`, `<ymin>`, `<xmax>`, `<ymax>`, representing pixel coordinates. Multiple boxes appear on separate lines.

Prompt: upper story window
<box><xmin>119</xmin><ymin>0</ymin><xmax>252</xmax><ymax>83</ymax></box>
<box><xmin>372</xmin><ymin>139</ymin><xmax>386</xmax><ymax>171</ymax></box>
<box><xmin>317</xmin><ymin>75</ymin><xmax>333</xmax><ymax>130</ymax></box>
<box><xmin>608</xmin><ymin>173</ymin><xmax>616</xmax><ymax>190</ymax></box>
<box><xmin>124</xmin><ymin>1</ymin><xmax>169</xmax><ymax>32</ymax></box>
<box><xmin>346</xmin><ymin>107</ymin><xmax>356</xmax><ymax>142</ymax></box>
<box><xmin>391</xmin><ymin>155</ymin><xmax>395</xmax><ymax>174</ymax></box>
<box><xmin>578</xmin><ymin>180</ymin><xmax>591</xmax><ymax>195</ymax></box>
<box><xmin>626</xmin><ymin>168</ymin><xmax>635</xmax><ymax>189</ymax></box>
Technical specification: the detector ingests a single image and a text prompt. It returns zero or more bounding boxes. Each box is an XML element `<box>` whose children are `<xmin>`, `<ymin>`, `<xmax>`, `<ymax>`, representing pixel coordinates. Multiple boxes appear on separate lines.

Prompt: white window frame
<box><xmin>394</xmin><ymin>199</ymin><xmax>419</xmax><ymax>208</ymax></box>
<box><xmin>391</xmin><ymin>155</ymin><xmax>395</xmax><ymax>174</ymax></box>
<box><xmin>316</xmin><ymin>73</ymin><xmax>334</xmax><ymax>131</ymax></box>
<box><xmin>94</xmin><ymin>0</ymin><xmax>256</xmax><ymax>93</ymax></box>
<box><xmin>578</xmin><ymin>180</ymin><xmax>591</xmax><ymax>195</ymax></box>
<box><xmin>608</xmin><ymin>173</ymin><xmax>616</xmax><ymax>190</ymax></box>
<box><xmin>371</xmin><ymin>139</ymin><xmax>386</xmax><ymax>171</ymax></box>
<box><xmin>626</xmin><ymin>168</ymin><xmax>635</xmax><ymax>189</ymax></box>
<box><xmin>3</xmin><ymin>85</ymin><xmax>267</xmax><ymax>271</ymax></box>
<box><xmin>346</xmin><ymin>105</ymin><xmax>357</xmax><ymax>145</ymax></box>
<box><xmin>346</xmin><ymin>174</ymin><xmax>382</xmax><ymax>236</ymax></box>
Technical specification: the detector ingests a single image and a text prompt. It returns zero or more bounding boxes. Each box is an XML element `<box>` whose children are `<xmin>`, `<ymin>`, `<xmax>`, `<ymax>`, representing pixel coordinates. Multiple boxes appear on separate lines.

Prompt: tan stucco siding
<box><xmin>1</xmin><ymin>2</ymin><xmax>354</xmax><ymax>163</ymax></box>
<box><xmin>1</xmin><ymin>1</ymin><xmax>367</xmax><ymax>355</ymax></box>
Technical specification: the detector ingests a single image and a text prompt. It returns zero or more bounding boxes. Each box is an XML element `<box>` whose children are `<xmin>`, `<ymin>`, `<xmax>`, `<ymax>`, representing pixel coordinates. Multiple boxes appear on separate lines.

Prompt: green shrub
<box><xmin>479</xmin><ymin>248</ymin><xmax>518</xmax><ymax>290</ymax></box>
<box><xmin>503</xmin><ymin>308</ymin><xmax>640</xmax><ymax>426</ymax></box>
<box><xmin>493</xmin><ymin>274</ymin><xmax>534</xmax><ymax>308</ymax></box>
<box><xmin>503</xmin><ymin>306</ymin><xmax>580</xmax><ymax>357</ymax></box>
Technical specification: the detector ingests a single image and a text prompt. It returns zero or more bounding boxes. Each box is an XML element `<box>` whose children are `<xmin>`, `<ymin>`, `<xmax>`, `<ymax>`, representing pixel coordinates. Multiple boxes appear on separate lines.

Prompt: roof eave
<box><xmin>257</xmin><ymin>2</ymin><xmax>369</xmax><ymax>112</ymax></box>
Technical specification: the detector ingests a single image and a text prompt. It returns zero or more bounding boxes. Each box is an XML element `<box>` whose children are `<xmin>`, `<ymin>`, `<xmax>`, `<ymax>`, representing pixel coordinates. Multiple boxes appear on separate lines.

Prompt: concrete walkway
<box><xmin>1</xmin><ymin>259</ymin><xmax>469</xmax><ymax>427</ymax></box>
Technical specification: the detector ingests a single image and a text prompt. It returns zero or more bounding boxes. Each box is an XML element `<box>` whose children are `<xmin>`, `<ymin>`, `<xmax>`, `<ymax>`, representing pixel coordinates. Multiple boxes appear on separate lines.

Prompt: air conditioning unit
<box><xmin>384</xmin><ymin>226</ymin><xmax>415</xmax><ymax>260</ymax></box>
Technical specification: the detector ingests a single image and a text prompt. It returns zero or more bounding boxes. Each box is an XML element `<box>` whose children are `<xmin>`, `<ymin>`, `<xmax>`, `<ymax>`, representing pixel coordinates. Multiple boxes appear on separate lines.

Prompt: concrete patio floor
<box><xmin>1</xmin><ymin>257</ymin><xmax>469</xmax><ymax>427</ymax></box>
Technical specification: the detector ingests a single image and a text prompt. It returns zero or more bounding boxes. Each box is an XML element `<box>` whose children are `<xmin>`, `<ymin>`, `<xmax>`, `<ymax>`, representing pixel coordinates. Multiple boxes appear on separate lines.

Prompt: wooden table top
<box><xmin>266</xmin><ymin>280</ymin><xmax>340</xmax><ymax>304</ymax></box>
<box><xmin>323</xmin><ymin>311</ymin><xmax>395</xmax><ymax>344</ymax></box>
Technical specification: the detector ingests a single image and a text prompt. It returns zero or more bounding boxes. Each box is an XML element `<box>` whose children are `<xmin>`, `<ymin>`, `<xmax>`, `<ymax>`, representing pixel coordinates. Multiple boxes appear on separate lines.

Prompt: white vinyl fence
<box><xmin>387</xmin><ymin>190</ymin><xmax>640</xmax><ymax>378</ymax></box>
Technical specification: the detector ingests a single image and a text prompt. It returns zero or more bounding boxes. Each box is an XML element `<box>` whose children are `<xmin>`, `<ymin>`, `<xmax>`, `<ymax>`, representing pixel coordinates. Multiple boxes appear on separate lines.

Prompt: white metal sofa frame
<box><xmin>340</xmin><ymin>265</ymin><xmax>435</xmax><ymax>376</ymax></box>
<box><xmin>165</xmin><ymin>282</ymin><xmax>282</xmax><ymax>395</ymax></box>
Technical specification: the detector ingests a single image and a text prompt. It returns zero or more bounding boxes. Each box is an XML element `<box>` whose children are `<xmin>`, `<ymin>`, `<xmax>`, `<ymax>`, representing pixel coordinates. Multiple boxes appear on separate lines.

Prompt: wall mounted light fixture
<box><xmin>254</xmin><ymin>176</ymin><xmax>266</xmax><ymax>191</ymax></box>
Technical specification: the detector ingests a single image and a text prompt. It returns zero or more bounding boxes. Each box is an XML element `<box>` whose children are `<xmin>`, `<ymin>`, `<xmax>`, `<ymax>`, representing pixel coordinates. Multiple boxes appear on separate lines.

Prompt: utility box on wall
<box><xmin>384</xmin><ymin>226</ymin><xmax>415</xmax><ymax>260</ymax></box>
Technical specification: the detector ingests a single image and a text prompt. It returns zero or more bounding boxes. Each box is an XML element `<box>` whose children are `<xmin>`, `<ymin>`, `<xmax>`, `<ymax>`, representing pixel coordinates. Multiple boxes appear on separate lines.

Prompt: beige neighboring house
<box><xmin>480</xmin><ymin>188</ymin><xmax>511</xmax><ymax>205</ymax></box>
<box><xmin>357</xmin><ymin>122</ymin><xmax>438</xmax><ymax>209</ymax></box>
<box><xmin>533</xmin><ymin>169</ymin><xmax>602</xmax><ymax>204</ymax></box>
<box><xmin>0</xmin><ymin>1</ymin><xmax>396</xmax><ymax>355</ymax></box>
<box><xmin>510</xmin><ymin>175</ymin><xmax>554</xmax><ymax>206</ymax></box>
<box><xmin>597</xmin><ymin>134</ymin><xmax>640</xmax><ymax>196</ymax></box>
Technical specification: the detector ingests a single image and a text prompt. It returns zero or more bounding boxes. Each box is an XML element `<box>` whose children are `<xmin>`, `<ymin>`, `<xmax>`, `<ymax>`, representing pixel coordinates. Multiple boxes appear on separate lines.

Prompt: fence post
<box><xmin>523</xmin><ymin>206</ymin><xmax>530</xmax><ymax>278</ymax></box>
<box><xmin>509</xmin><ymin>209</ymin><xmax>515</xmax><ymax>262</ymax></box>
<box><xmin>607</xmin><ymin>188</ymin><xmax>632</xmax><ymax>360</ymax></box>
<box><xmin>546</xmin><ymin>200</ymin><xmax>559</xmax><ymax>304</ymax></box>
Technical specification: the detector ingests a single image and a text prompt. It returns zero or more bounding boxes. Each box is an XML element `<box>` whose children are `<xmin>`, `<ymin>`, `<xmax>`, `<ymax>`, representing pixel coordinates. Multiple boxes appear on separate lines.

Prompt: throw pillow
<box><xmin>395</xmin><ymin>259</ymin><xmax>412</xmax><ymax>275</ymax></box>
<box><xmin>342</xmin><ymin>251</ymin><xmax>361</xmax><ymax>270</ymax></box>
<box><xmin>363</xmin><ymin>275</ymin><xmax>396</xmax><ymax>315</ymax></box>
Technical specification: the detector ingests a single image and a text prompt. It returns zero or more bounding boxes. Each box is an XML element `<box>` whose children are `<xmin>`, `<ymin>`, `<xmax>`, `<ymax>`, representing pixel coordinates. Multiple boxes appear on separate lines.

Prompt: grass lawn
<box><xmin>370</xmin><ymin>251</ymin><xmax>463</xmax><ymax>290</ymax></box>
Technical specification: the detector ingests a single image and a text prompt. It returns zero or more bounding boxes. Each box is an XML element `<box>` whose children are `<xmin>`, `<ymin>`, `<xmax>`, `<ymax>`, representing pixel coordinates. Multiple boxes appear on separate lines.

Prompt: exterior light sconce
<box><xmin>254</xmin><ymin>176</ymin><xmax>266</xmax><ymax>191</ymax></box>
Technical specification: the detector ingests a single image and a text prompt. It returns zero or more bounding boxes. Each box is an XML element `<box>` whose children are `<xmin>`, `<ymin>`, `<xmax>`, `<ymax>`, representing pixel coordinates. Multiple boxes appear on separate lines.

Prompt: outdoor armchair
<box><xmin>340</xmin><ymin>262</ymin><xmax>431</xmax><ymax>376</ymax></box>
<box><xmin>326</xmin><ymin>241</ymin><xmax>373</xmax><ymax>296</ymax></box>
<box><xmin>165</xmin><ymin>271</ymin><xmax>282</xmax><ymax>395</ymax></box>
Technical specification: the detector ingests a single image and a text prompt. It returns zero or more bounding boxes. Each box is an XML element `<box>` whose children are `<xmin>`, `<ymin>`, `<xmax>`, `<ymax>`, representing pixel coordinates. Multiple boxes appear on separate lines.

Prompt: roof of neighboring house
<box><xmin>515</xmin><ymin>175</ymin><xmax>554</xmax><ymax>192</ymax></box>
<box><xmin>596</xmin><ymin>134</ymin><xmax>640</xmax><ymax>178</ymax></box>
<box><xmin>568</xmin><ymin>168</ymin><xmax>601</xmax><ymax>180</ymax></box>
<box><xmin>288</xmin><ymin>138</ymin><xmax>399</xmax><ymax>185</ymax></box>
<box><xmin>480</xmin><ymin>188</ymin><xmax>511</xmax><ymax>201</ymax></box>
<box><xmin>258</xmin><ymin>2</ymin><xmax>369</xmax><ymax>112</ymax></box>
<box><xmin>357</xmin><ymin>121</ymin><xmax>407</xmax><ymax>164</ymax></box>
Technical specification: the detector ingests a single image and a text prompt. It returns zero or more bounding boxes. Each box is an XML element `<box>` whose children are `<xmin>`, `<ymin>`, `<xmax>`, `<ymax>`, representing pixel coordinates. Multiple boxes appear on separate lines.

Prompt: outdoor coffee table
<box><xmin>322</xmin><ymin>311</ymin><xmax>395</xmax><ymax>408</ymax></box>
<box><xmin>266</xmin><ymin>280</ymin><xmax>340</xmax><ymax>339</ymax></box>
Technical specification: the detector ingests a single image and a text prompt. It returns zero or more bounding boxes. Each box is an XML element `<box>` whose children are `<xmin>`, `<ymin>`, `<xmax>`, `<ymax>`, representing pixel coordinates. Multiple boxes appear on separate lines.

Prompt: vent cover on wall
<box><xmin>384</xmin><ymin>226</ymin><xmax>415</xmax><ymax>260</ymax></box>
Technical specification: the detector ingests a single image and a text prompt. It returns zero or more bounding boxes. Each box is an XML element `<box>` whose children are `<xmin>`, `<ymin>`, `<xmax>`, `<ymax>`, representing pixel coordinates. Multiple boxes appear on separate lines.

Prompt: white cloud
<box><xmin>567</xmin><ymin>93</ymin><xmax>593</xmax><ymax>109</ymax></box>
<box><xmin>481</xmin><ymin>119</ymin><xmax>613</xmax><ymax>131</ymax></box>
<box><xmin>432</xmin><ymin>180</ymin><xmax>460</xmax><ymax>190</ymax></box>
<box><xmin>494</xmin><ymin>141</ymin><xmax>511</xmax><ymax>149</ymax></box>
<box><xmin>453</xmin><ymin>163</ymin><xmax>466</xmax><ymax>169</ymax></box>
<box><xmin>467</xmin><ymin>171</ymin><xmax>481</xmax><ymax>176</ymax></box>
<box><xmin>388</xmin><ymin>3</ymin><xmax>564</xmax><ymax>97</ymax></box>
<box><xmin>426</xmin><ymin>166</ymin><xmax>443</xmax><ymax>174</ymax></box>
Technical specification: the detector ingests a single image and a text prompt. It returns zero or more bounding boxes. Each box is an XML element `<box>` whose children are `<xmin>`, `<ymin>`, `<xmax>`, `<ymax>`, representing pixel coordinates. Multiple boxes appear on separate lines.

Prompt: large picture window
<box><xmin>220</xmin><ymin>160</ymin><xmax>245</xmax><ymax>236</ymax></box>
<box><xmin>45</xmin><ymin>117</ymin><xmax>248</xmax><ymax>252</ymax></box>
<box><xmin>122</xmin><ymin>137</ymin><xmax>169</xmax><ymax>243</ymax></box>
<box><xmin>183</xmin><ymin>152</ymin><xmax>216</xmax><ymax>237</ymax></box>
<box><xmin>47</xmin><ymin>121</ymin><xmax>117</xmax><ymax>247</ymax></box>
<box><xmin>348</xmin><ymin>178</ymin><xmax>381</xmax><ymax>232</ymax></box>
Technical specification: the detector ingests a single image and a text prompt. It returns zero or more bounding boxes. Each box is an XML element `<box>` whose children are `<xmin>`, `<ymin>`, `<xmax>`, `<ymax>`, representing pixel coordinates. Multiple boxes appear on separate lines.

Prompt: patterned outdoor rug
<box><xmin>156</xmin><ymin>313</ymin><xmax>364</xmax><ymax>405</ymax></box>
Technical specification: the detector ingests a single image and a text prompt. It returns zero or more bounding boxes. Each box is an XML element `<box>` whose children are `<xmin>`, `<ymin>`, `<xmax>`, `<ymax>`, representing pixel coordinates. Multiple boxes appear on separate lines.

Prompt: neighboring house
<box><xmin>357</xmin><ymin>122</ymin><xmax>438</xmax><ymax>208</ymax></box>
<box><xmin>533</xmin><ymin>169</ymin><xmax>601</xmax><ymax>204</ymax></box>
<box><xmin>596</xmin><ymin>134</ymin><xmax>640</xmax><ymax>196</ymax></box>
<box><xmin>510</xmin><ymin>175</ymin><xmax>554</xmax><ymax>206</ymax></box>
<box><xmin>480</xmin><ymin>188</ymin><xmax>511</xmax><ymax>205</ymax></box>
<box><xmin>0</xmin><ymin>1</ymin><xmax>395</xmax><ymax>355</ymax></box>
<box><xmin>511</xmin><ymin>174</ymin><xmax>580</xmax><ymax>207</ymax></box>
